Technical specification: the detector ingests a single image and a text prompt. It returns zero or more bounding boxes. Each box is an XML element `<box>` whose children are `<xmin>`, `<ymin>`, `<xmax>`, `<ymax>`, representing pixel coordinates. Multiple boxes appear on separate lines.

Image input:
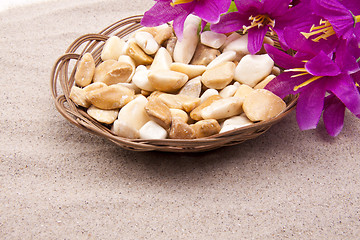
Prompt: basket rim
<box><xmin>50</xmin><ymin>15</ymin><xmax>298</xmax><ymax>152</ymax></box>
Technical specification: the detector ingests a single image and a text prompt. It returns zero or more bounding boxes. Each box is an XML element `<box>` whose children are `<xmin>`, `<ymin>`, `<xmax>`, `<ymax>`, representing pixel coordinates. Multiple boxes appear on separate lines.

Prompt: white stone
<box><xmin>87</xmin><ymin>105</ymin><xmax>119</xmax><ymax>124</ymax></box>
<box><xmin>116</xmin><ymin>82</ymin><xmax>141</xmax><ymax>94</ymax></box>
<box><xmin>101</xmin><ymin>36</ymin><xmax>126</xmax><ymax>61</ymax></box>
<box><xmin>200</xmin><ymin>31</ymin><xmax>227</xmax><ymax>49</ymax></box>
<box><xmin>219</xmin><ymin>113</ymin><xmax>253</xmax><ymax>133</ymax></box>
<box><xmin>178</xmin><ymin>76</ymin><xmax>202</xmax><ymax>98</ymax></box>
<box><xmin>223</xmin><ymin>34</ymin><xmax>249</xmax><ymax>59</ymax></box>
<box><xmin>148</xmin><ymin>70</ymin><xmax>188</xmax><ymax>92</ymax></box>
<box><xmin>219</xmin><ymin>84</ymin><xmax>239</xmax><ymax>98</ymax></box>
<box><xmin>150</xmin><ymin>47</ymin><xmax>173</xmax><ymax>71</ymax></box>
<box><xmin>170</xmin><ymin>63</ymin><xmax>206</xmax><ymax>79</ymax></box>
<box><xmin>201</xmin><ymin>97</ymin><xmax>244</xmax><ymax>120</ymax></box>
<box><xmin>132</xmin><ymin>66</ymin><xmax>156</xmax><ymax>92</ymax></box>
<box><xmin>139</xmin><ymin>121</ymin><xmax>168</xmax><ymax>139</ymax></box>
<box><xmin>134</xmin><ymin>31</ymin><xmax>159</xmax><ymax>55</ymax></box>
<box><xmin>201</xmin><ymin>62</ymin><xmax>236</xmax><ymax>89</ymax></box>
<box><xmin>234</xmin><ymin>54</ymin><xmax>274</xmax><ymax>87</ymax></box>
<box><xmin>200</xmin><ymin>88</ymin><xmax>219</xmax><ymax>103</ymax></box>
<box><xmin>173</xmin><ymin>15</ymin><xmax>200</xmax><ymax>64</ymax></box>
<box><xmin>170</xmin><ymin>108</ymin><xmax>189</xmax><ymax>123</ymax></box>
<box><xmin>113</xmin><ymin>95</ymin><xmax>150</xmax><ymax>138</ymax></box>
<box><xmin>220</xmin><ymin>32</ymin><xmax>241</xmax><ymax>51</ymax></box>
<box><xmin>206</xmin><ymin>51</ymin><xmax>236</xmax><ymax>69</ymax></box>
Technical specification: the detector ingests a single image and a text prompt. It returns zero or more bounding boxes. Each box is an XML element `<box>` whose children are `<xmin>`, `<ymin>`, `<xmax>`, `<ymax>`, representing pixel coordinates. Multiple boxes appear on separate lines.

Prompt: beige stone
<box><xmin>190</xmin><ymin>43</ymin><xmax>221</xmax><ymax>66</ymax></box>
<box><xmin>134</xmin><ymin>31</ymin><xmax>159</xmax><ymax>55</ymax></box>
<box><xmin>132</xmin><ymin>65</ymin><xmax>156</xmax><ymax>92</ymax></box>
<box><xmin>220</xmin><ymin>32</ymin><xmax>241</xmax><ymax>51</ymax></box>
<box><xmin>200</xmin><ymin>88</ymin><xmax>219</xmax><ymax>103</ymax></box>
<box><xmin>69</xmin><ymin>86</ymin><xmax>91</xmax><ymax>108</ymax></box>
<box><xmin>219</xmin><ymin>113</ymin><xmax>254</xmax><ymax>133</ymax></box>
<box><xmin>192</xmin><ymin>119</ymin><xmax>221</xmax><ymax>138</ymax></box>
<box><xmin>112</xmin><ymin>95</ymin><xmax>150</xmax><ymax>138</ymax></box>
<box><xmin>153</xmin><ymin>25</ymin><xmax>174</xmax><ymax>45</ymax></box>
<box><xmin>87</xmin><ymin>105</ymin><xmax>119</xmax><ymax>124</ymax></box>
<box><xmin>190</xmin><ymin>95</ymin><xmax>222</xmax><ymax>121</ymax></box>
<box><xmin>145</xmin><ymin>97</ymin><xmax>172</xmax><ymax>129</ymax></box>
<box><xmin>150</xmin><ymin>47</ymin><xmax>173</xmax><ymax>71</ymax></box>
<box><xmin>93</xmin><ymin>60</ymin><xmax>134</xmax><ymax>85</ymax></box>
<box><xmin>169</xmin><ymin>119</ymin><xmax>196</xmax><ymax>139</ymax></box>
<box><xmin>148</xmin><ymin>70</ymin><xmax>188</xmax><ymax>92</ymax></box>
<box><xmin>165</xmin><ymin>37</ymin><xmax>177</xmax><ymax>58</ymax></box>
<box><xmin>207</xmin><ymin>51</ymin><xmax>236</xmax><ymax>69</ymax></box>
<box><xmin>139</xmin><ymin>121</ymin><xmax>168</xmax><ymax>139</ymax></box>
<box><xmin>233</xmin><ymin>84</ymin><xmax>254</xmax><ymax>99</ymax></box>
<box><xmin>201</xmin><ymin>97</ymin><xmax>244</xmax><ymax>120</ymax></box>
<box><xmin>83</xmin><ymin>82</ymin><xmax>107</xmax><ymax>94</ymax></box>
<box><xmin>170</xmin><ymin>63</ymin><xmax>206</xmax><ymax>80</ymax></box>
<box><xmin>254</xmin><ymin>74</ymin><xmax>276</xmax><ymax>89</ymax></box>
<box><xmin>86</xmin><ymin>84</ymin><xmax>135</xmax><ymax>110</ymax></box>
<box><xmin>178</xmin><ymin>76</ymin><xmax>202</xmax><ymax>98</ymax></box>
<box><xmin>74</xmin><ymin>53</ymin><xmax>95</xmax><ymax>87</ymax></box>
<box><xmin>170</xmin><ymin>109</ymin><xmax>189</xmax><ymax>123</ymax></box>
<box><xmin>222</xmin><ymin>34</ymin><xmax>249</xmax><ymax>60</ymax></box>
<box><xmin>200</xmin><ymin>31</ymin><xmax>226</xmax><ymax>49</ymax></box>
<box><xmin>158</xmin><ymin>93</ymin><xmax>200</xmax><ymax>112</ymax></box>
<box><xmin>201</xmin><ymin>62</ymin><xmax>235</xmax><ymax>89</ymax></box>
<box><xmin>272</xmin><ymin>66</ymin><xmax>281</xmax><ymax>76</ymax></box>
<box><xmin>258</xmin><ymin>36</ymin><xmax>275</xmax><ymax>54</ymax></box>
<box><xmin>234</xmin><ymin>54</ymin><xmax>274</xmax><ymax>87</ymax></box>
<box><xmin>219</xmin><ymin>84</ymin><xmax>239</xmax><ymax>98</ymax></box>
<box><xmin>126</xmin><ymin>41</ymin><xmax>153</xmax><ymax>66</ymax></box>
<box><xmin>101</xmin><ymin>36</ymin><xmax>126</xmax><ymax>61</ymax></box>
<box><xmin>243</xmin><ymin>89</ymin><xmax>286</xmax><ymax>121</ymax></box>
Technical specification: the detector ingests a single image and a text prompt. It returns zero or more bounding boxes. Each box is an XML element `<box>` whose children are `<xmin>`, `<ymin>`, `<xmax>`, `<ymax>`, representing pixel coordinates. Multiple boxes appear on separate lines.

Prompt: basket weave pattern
<box><xmin>50</xmin><ymin>15</ymin><xmax>298</xmax><ymax>152</ymax></box>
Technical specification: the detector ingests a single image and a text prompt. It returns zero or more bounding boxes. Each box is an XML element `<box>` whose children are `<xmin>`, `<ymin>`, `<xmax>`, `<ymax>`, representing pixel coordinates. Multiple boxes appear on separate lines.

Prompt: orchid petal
<box><xmin>305</xmin><ymin>51</ymin><xmax>341</xmax><ymax>76</ymax></box>
<box><xmin>335</xmin><ymin>38</ymin><xmax>360</xmax><ymax>74</ymax></box>
<box><xmin>262</xmin><ymin>0</ymin><xmax>291</xmax><ymax>17</ymax></box>
<box><xmin>234</xmin><ymin>0</ymin><xmax>262</xmax><ymax>15</ymax></box>
<box><xmin>211</xmin><ymin>12</ymin><xmax>249</xmax><ymax>34</ymax></box>
<box><xmin>247</xmin><ymin>26</ymin><xmax>268</xmax><ymax>54</ymax></box>
<box><xmin>193</xmin><ymin>0</ymin><xmax>221</xmax><ymax>24</ymax></box>
<box><xmin>296</xmin><ymin>81</ymin><xmax>326</xmax><ymax>130</ymax></box>
<box><xmin>264</xmin><ymin>44</ymin><xmax>304</xmax><ymax>69</ymax></box>
<box><xmin>323</xmin><ymin>94</ymin><xmax>345</xmax><ymax>136</ymax></box>
<box><xmin>326</xmin><ymin>74</ymin><xmax>360</xmax><ymax>116</ymax></box>
<box><xmin>265</xmin><ymin>72</ymin><xmax>309</xmax><ymax>98</ymax></box>
<box><xmin>141</xmin><ymin>1</ymin><xmax>183</xmax><ymax>27</ymax></box>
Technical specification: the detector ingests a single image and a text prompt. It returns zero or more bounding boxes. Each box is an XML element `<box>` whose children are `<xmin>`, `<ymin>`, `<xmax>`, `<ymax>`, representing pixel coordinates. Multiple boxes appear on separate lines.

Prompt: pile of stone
<box><xmin>69</xmin><ymin>15</ymin><xmax>286</xmax><ymax>140</ymax></box>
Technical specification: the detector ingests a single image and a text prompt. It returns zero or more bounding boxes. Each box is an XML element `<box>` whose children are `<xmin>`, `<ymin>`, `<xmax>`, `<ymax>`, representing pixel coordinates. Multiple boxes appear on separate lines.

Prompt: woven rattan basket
<box><xmin>50</xmin><ymin>15</ymin><xmax>298</xmax><ymax>152</ymax></box>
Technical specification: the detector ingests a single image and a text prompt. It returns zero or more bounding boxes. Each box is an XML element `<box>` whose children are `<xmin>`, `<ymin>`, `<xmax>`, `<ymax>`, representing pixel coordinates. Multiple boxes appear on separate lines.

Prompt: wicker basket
<box><xmin>50</xmin><ymin>15</ymin><xmax>298</xmax><ymax>152</ymax></box>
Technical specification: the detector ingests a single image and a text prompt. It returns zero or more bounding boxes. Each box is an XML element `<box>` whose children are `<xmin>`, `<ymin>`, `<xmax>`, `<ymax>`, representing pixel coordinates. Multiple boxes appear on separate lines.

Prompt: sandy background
<box><xmin>1</xmin><ymin>0</ymin><xmax>360</xmax><ymax>238</ymax></box>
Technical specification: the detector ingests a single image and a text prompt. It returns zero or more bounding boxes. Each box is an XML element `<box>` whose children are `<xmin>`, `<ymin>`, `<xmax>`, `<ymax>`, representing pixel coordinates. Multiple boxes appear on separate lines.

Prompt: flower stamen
<box><xmin>293</xmin><ymin>76</ymin><xmax>323</xmax><ymax>91</ymax></box>
<box><xmin>170</xmin><ymin>0</ymin><xmax>194</xmax><ymax>6</ymax></box>
<box><xmin>300</xmin><ymin>19</ymin><xmax>336</xmax><ymax>42</ymax></box>
<box><xmin>285</xmin><ymin>67</ymin><xmax>323</xmax><ymax>91</ymax></box>
<box><xmin>243</xmin><ymin>14</ymin><xmax>275</xmax><ymax>34</ymax></box>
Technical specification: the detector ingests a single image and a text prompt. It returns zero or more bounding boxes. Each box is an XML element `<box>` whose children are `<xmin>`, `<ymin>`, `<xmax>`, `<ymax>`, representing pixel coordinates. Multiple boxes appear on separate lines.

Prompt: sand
<box><xmin>1</xmin><ymin>0</ymin><xmax>360</xmax><ymax>238</ymax></box>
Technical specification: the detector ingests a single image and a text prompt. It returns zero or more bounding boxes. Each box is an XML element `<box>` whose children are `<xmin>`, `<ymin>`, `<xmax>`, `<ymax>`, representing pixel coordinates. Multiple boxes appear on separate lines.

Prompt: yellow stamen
<box><xmin>356</xmin><ymin>15</ymin><xmax>360</xmax><ymax>23</ymax></box>
<box><xmin>300</xmin><ymin>19</ymin><xmax>336</xmax><ymax>42</ymax></box>
<box><xmin>284</xmin><ymin>68</ymin><xmax>308</xmax><ymax>72</ymax></box>
<box><xmin>356</xmin><ymin>82</ymin><xmax>360</xmax><ymax>87</ymax></box>
<box><xmin>170</xmin><ymin>0</ymin><xmax>193</xmax><ymax>6</ymax></box>
<box><xmin>291</xmin><ymin>72</ymin><xmax>309</xmax><ymax>78</ymax></box>
<box><xmin>293</xmin><ymin>76</ymin><xmax>323</xmax><ymax>91</ymax></box>
<box><xmin>242</xmin><ymin>14</ymin><xmax>275</xmax><ymax>34</ymax></box>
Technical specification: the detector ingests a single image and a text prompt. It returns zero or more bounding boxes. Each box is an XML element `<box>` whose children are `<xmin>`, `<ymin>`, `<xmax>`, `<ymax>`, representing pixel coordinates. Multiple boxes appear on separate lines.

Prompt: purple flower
<box><xmin>264</xmin><ymin>42</ymin><xmax>360</xmax><ymax>134</ymax></box>
<box><xmin>141</xmin><ymin>0</ymin><xmax>231</xmax><ymax>39</ymax></box>
<box><xmin>210</xmin><ymin>0</ymin><xmax>300</xmax><ymax>54</ymax></box>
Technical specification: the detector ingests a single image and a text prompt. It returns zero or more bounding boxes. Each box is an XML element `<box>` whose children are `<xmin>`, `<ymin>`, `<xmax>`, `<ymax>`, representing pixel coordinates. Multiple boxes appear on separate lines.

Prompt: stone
<box><xmin>233</xmin><ymin>84</ymin><xmax>254</xmax><ymax>99</ymax></box>
<box><xmin>222</xmin><ymin>33</ymin><xmax>249</xmax><ymax>60</ymax></box>
<box><xmin>153</xmin><ymin>25</ymin><xmax>174</xmax><ymax>45</ymax></box>
<box><xmin>258</xmin><ymin>36</ymin><xmax>275</xmax><ymax>54</ymax></box>
<box><xmin>139</xmin><ymin>121</ymin><xmax>168</xmax><ymax>139</ymax></box>
<box><xmin>190</xmin><ymin>43</ymin><xmax>221</xmax><ymax>66</ymax></box>
<box><xmin>116</xmin><ymin>82</ymin><xmax>141</xmax><ymax>94</ymax></box>
<box><xmin>178</xmin><ymin>76</ymin><xmax>202</xmax><ymax>98</ymax></box>
<box><xmin>145</xmin><ymin>97</ymin><xmax>172</xmax><ymax>129</ymax></box>
<box><xmin>83</xmin><ymin>82</ymin><xmax>107</xmax><ymax>94</ymax></box>
<box><xmin>242</xmin><ymin>89</ymin><xmax>286</xmax><ymax>121</ymax></box>
<box><xmin>200</xmin><ymin>31</ymin><xmax>226</xmax><ymax>49</ymax></box>
<box><xmin>207</xmin><ymin>51</ymin><xmax>237</xmax><ymax>69</ymax></box>
<box><xmin>93</xmin><ymin>59</ymin><xmax>134</xmax><ymax>85</ymax></box>
<box><xmin>201</xmin><ymin>62</ymin><xmax>235</xmax><ymax>89</ymax></box>
<box><xmin>170</xmin><ymin>109</ymin><xmax>189</xmax><ymax>123</ymax></box>
<box><xmin>220</xmin><ymin>32</ymin><xmax>241</xmax><ymax>51</ymax></box>
<box><xmin>190</xmin><ymin>95</ymin><xmax>222</xmax><ymax>121</ymax></box>
<box><xmin>150</xmin><ymin>47</ymin><xmax>173</xmax><ymax>71</ymax></box>
<box><xmin>158</xmin><ymin>93</ymin><xmax>201</xmax><ymax>112</ymax></box>
<box><xmin>234</xmin><ymin>54</ymin><xmax>274</xmax><ymax>87</ymax></box>
<box><xmin>132</xmin><ymin>65</ymin><xmax>156</xmax><ymax>92</ymax></box>
<box><xmin>74</xmin><ymin>53</ymin><xmax>95</xmax><ymax>87</ymax></box>
<box><xmin>191</xmin><ymin>119</ymin><xmax>221</xmax><ymax>138</ymax></box>
<box><xmin>112</xmin><ymin>95</ymin><xmax>150</xmax><ymax>138</ymax></box>
<box><xmin>219</xmin><ymin>113</ymin><xmax>254</xmax><ymax>133</ymax></box>
<box><xmin>126</xmin><ymin>41</ymin><xmax>153</xmax><ymax>66</ymax></box>
<box><xmin>170</xmin><ymin>63</ymin><xmax>206</xmax><ymax>80</ymax></box>
<box><xmin>87</xmin><ymin>105</ymin><xmax>119</xmax><ymax>124</ymax></box>
<box><xmin>69</xmin><ymin>86</ymin><xmax>91</xmax><ymax>108</ymax></box>
<box><xmin>201</xmin><ymin>97</ymin><xmax>244</xmax><ymax>120</ymax></box>
<box><xmin>200</xmin><ymin>88</ymin><xmax>219</xmax><ymax>103</ymax></box>
<box><xmin>219</xmin><ymin>84</ymin><xmax>239</xmax><ymax>98</ymax></box>
<box><xmin>169</xmin><ymin>119</ymin><xmax>196</xmax><ymax>139</ymax></box>
<box><xmin>101</xmin><ymin>36</ymin><xmax>126</xmax><ymax>61</ymax></box>
<box><xmin>254</xmin><ymin>74</ymin><xmax>276</xmax><ymax>89</ymax></box>
<box><xmin>165</xmin><ymin>37</ymin><xmax>177</xmax><ymax>58</ymax></box>
<box><xmin>272</xmin><ymin>66</ymin><xmax>281</xmax><ymax>76</ymax></box>
<box><xmin>134</xmin><ymin>31</ymin><xmax>159</xmax><ymax>55</ymax></box>
<box><xmin>173</xmin><ymin>15</ymin><xmax>200</xmax><ymax>64</ymax></box>
<box><xmin>86</xmin><ymin>84</ymin><xmax>135</xmax><ymax>110</ymax></box>
<box><xmin>148</xmin><ymin>70</ymin><xmax>188</xmax><ymax>92</ymax></box>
